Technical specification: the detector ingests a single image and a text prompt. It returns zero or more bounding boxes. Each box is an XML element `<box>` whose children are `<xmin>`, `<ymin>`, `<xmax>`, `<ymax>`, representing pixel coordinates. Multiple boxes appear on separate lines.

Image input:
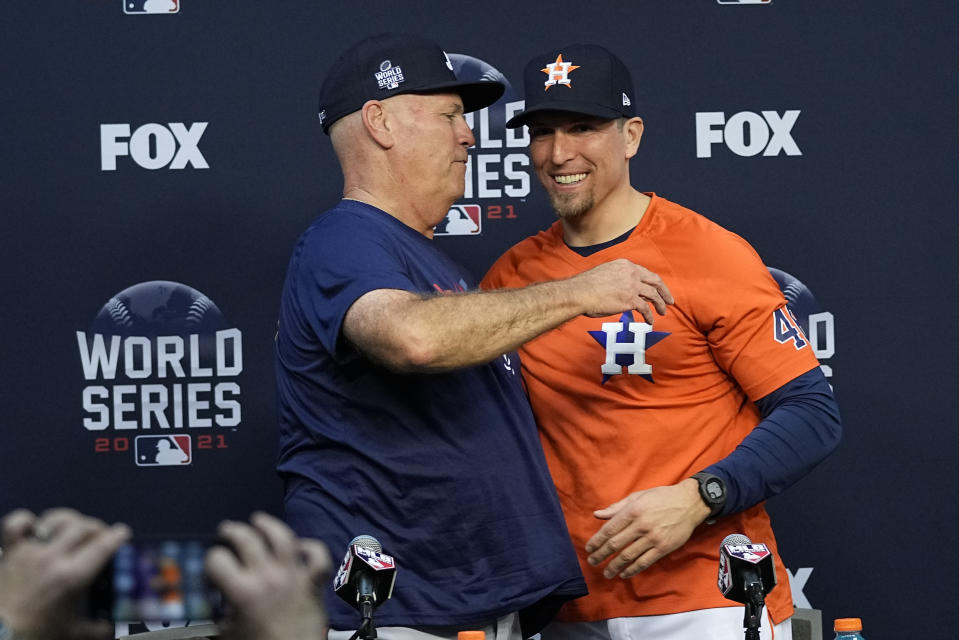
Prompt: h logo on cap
<box><xmin>542</xmin><ymin>54</ymin><xmax>580</xmax><ymax>91</ymax></box>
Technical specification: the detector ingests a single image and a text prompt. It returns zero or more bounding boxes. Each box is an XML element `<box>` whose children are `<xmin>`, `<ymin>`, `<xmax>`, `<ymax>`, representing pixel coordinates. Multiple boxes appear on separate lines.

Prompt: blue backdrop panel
<box><xmin>1</xmin><ymin>2</ymin><xmax>956</xmax><ymax>637</ymax></box>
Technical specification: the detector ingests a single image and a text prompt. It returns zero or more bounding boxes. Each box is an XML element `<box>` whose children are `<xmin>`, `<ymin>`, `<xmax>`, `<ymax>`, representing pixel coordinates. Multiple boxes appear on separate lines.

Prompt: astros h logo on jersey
<box><xmin>587</xmin><ymin>311</ymin><xmax>671</xmax><ymax>384</ymax></box>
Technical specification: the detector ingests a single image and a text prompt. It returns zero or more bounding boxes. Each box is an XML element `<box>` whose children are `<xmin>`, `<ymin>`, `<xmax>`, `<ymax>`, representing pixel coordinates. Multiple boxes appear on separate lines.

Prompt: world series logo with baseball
<box><xmin>769</xmin><ymin>267</ymin><xmax>836</xmax><ymax>382</ymax></box>
<box><xmin>76</xmin><ymin>281</ymin><xmax>243</xmax><ymax>465</ymax></box>
<box><xmin>435</xmin><ymin>54</ymin><xmax>530</xmax><ymax>237</ymax></box>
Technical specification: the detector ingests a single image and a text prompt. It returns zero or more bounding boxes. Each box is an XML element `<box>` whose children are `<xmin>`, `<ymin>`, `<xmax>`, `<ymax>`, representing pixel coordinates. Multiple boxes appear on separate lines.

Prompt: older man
<box><xmin>275</xmin><ymin>34</ymin><xmax>674</xmax><ymax>640</ymax></box>
<box><xmin>482</xmin><ymin>44</ymin><xmax>842</xmax><ymax>640</ymax></box>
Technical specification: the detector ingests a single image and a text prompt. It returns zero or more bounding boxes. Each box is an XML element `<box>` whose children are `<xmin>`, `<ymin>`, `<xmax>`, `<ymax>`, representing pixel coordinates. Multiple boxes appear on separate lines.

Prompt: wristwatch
<box><xmin>691</xmin><ymin>471</ymin><xmax>727</xmax><ymax>524</ymax></box>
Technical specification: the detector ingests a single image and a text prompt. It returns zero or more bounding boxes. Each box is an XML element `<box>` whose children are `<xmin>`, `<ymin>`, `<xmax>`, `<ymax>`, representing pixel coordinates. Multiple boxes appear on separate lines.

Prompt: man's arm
<box><xmin>344</xmin><ymin>258</ymin><xmax>673</xmax><ymax>372</ymax></box>
<box><xmin>704</xmin><ymin>366</ymin><xmax>842</xmax><ymax>514</ymax></box>
<box><xmin>583</xmin><ymin>367</ymin><xmax>841</xmax><ymax>579</ymax></box>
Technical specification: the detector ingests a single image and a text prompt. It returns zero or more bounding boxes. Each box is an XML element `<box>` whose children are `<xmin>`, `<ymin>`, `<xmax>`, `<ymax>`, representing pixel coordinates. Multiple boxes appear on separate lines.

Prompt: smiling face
<box><xmin>527</xmin><ymin>112</ymin><xmax>640</xmax><ymax>220</ymax></box>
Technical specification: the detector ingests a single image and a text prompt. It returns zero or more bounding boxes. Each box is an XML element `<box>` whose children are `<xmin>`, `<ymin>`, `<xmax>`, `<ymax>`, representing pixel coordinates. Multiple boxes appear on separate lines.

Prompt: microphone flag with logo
<box><xmin>333</xmin><ymin>534</ymin><xmax>397</xmax><ymax>610</ymax></box>
<box><xmin>718</xmin><ymin>532</ymin><xmax>779</xmax><ymax>639</ymax></box>
<box><xmin>717</xmin><ymin>533</ymin><xmax>777</xmax><ymax>604</ymax></box>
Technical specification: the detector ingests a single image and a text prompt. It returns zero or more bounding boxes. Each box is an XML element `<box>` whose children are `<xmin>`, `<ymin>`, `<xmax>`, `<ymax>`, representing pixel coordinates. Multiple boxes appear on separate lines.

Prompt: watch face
<box><xmin>705</xmin><ymin>479</ymin><xmax>725</xmax><ymax>501</ymax></box>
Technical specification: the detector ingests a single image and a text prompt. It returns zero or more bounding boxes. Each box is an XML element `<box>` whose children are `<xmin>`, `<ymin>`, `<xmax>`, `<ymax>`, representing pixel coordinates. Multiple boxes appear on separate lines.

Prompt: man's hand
<box><xmin>0</xmin><ymin>508</ymin><xmax>130</xmax><ymax>640</ymax></box>
<box><xmin>205</xmin><ymin>512</ymin><xmax>330</xmax><ymax>640</ymax></box>
<box><xmin>585</xmin><ymin>479</ymin><xmax>710</xmax><ymax>579</ymax></box>
<box><xmin>569</xmin><ymin>259</ymin><xmax>673</xmax><ymax>324</ymax></box>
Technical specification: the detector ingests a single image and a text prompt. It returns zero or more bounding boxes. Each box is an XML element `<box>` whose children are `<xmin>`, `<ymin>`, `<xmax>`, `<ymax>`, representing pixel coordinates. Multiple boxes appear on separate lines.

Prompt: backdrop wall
<box><xmin>2</xmin><ymin>2</ymin><xmax>956</xmax><ymax>637</ymax></box>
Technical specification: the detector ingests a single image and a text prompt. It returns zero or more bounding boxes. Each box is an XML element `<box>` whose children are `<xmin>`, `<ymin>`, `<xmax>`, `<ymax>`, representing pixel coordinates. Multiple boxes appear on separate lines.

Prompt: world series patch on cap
<box><xmin>506</xmin><ymin>43</ymin><xmax>636</xmax><ymax>128</ymax></box>
<box><xmin>318</xmin><ymin>33</ymin><xmax>505</xmax><ymax>134</ymax></box>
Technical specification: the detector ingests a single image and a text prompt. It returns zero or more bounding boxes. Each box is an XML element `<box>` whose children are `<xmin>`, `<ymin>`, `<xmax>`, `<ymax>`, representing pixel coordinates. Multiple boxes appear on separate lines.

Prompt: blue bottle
<box><xmin>834</xmin><ymin>618</ymin><xmax>865</xmax><ymax>640</ymax></box>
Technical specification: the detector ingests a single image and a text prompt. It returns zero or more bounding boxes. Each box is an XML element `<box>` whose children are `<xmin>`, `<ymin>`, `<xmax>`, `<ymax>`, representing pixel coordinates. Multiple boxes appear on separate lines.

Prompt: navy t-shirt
<box><xmin>275</xmin><ymin>200</ymin><xmax>586</xmax><ymax>630</ymax></box>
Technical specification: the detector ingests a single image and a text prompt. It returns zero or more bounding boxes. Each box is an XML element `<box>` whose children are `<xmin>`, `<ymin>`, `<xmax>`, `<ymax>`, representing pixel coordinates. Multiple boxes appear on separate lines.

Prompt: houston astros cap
<box><xmin>318</xmin><ymin>33</ymin><xmax>505</xmax><ymax>134</ymax></box>
<box><xmin>506</xmin><ymin>43</ymin><xmax>636</xmax><ymax>128</ymax></box>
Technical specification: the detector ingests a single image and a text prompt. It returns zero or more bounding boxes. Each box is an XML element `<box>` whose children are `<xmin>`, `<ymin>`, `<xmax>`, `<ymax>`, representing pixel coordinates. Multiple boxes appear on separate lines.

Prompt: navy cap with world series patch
<box><xmin>506</xmin><ymin>43</ymin><xmax>636</xmax><ymax>129</ymax></box>
<box><xmin>318</xmin><ymin>33</ymin><xmax>506</xmax><ymax>134</ymax></box>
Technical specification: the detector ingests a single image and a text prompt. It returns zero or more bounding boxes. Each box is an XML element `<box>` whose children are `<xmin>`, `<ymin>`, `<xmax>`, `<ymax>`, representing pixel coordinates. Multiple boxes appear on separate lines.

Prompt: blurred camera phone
<box><xmin>87</xmin><ymin>535</ymin><xmax>225</xmax><ymax>621</ymax></box>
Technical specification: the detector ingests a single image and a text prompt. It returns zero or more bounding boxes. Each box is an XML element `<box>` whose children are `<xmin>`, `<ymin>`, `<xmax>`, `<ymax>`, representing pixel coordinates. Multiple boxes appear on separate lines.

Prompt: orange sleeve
<box><xmin>680</xmin><ymin>230</ymin><xmax>820</xmax><ymax>400</ymax></box>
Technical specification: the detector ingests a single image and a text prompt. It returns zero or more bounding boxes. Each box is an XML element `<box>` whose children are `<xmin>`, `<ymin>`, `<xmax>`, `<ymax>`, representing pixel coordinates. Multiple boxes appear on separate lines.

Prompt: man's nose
<box><xmin>550</xmin><ymin>131</ymin><xmax>576</xmax><ymax>164</ymax></box>
<box><xmin>458</xmin><ymin>116</ymin><xmax>476</xmax><ymax>148</ymax></box>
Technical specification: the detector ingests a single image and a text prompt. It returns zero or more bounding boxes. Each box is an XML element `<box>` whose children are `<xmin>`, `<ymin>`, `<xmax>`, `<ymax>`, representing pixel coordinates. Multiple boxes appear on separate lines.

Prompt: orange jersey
<box><xmin>481</xmin><ymin>194</ymin><xmax>819</xmax><ymax>624</ymax></box>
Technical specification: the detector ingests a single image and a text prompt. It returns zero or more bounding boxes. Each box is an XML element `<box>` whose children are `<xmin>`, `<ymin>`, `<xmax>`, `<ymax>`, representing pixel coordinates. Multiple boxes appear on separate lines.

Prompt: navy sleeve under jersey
<box><xmin>707</xmin><ymin>367</ymin><xmax>842</xmax><ymax>516</ymax></box>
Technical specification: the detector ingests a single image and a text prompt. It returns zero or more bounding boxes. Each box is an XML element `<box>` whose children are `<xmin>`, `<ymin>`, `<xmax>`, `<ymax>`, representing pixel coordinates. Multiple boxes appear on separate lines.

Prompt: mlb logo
<box><xmin>123</xmin><ymin>0</ymin><xmax>179</xmax><ymax>14</ymax></box>
<box><xmin>727</xmin><ymin>544</ymin><xmax>771</xmax><ymax>563</ymax></box>
<box><xmin>355</xmin><ymin>546</ymin><xmax>396</xmax><ymax>570</ymax></box>
<box><xmin>435</xmin><ymin>204</ymin><xmax>482</xmax><ymax>236</ymax></box>
<box><xmin>135</xmin><ymin>435</ymin><xmax>192</xmax><ymax>466</ymax></box>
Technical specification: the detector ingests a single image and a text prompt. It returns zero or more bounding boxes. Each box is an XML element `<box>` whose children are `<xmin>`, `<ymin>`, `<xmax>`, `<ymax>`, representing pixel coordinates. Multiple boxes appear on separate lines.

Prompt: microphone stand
<box><xmin>348</xmin><ymin>597</ymin><xmax>378</xmax><ymax>640</ymax></box>
<box><xmin>742</xmin><ymin>582</ymin><xmax>765</xmax><ymax>640</ymax></box>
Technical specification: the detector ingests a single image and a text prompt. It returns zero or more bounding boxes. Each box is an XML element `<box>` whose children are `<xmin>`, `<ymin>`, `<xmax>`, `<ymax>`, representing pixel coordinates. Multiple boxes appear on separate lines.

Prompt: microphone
<box><xmin>718</xmin><ymin>533</ymin><xmax>777</xmax><ymax>603</ymax></box>
<box><xmin>333</xmin><ymin>534</ymin><xmax>397</xmax><ymax>616</ymax></box>
<box><xmin>718</xmin><ymin>533</ymin><xmax>777</xmax><ymax>638</ymax></box>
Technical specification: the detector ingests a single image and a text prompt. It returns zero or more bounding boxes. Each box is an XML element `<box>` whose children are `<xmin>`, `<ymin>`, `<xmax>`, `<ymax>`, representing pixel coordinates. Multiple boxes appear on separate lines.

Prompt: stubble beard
<box><xmin>549</xmin><ymin>189</ymin><xmax>594</xmax><ymax>220</ymax></box>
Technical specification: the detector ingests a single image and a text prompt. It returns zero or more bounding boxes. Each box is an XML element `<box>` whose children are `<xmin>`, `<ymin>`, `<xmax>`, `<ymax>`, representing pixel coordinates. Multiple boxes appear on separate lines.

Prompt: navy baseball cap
<box><xmin>506</xmin><ymin>44</ymin><xmax>636</xmax><ymax>129</ymax></box>
<box><xmin>318</xmin><ymin>33</ymin><xmax>505</xmax><ymax>134</ymax></box>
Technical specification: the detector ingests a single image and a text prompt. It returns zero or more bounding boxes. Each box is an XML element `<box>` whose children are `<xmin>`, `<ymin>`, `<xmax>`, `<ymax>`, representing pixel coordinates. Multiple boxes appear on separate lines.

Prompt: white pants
<box><xmin>540</xmin><ymin>607</ymin><xmax>792</xmax><ymax>640</ymax></box>
<box><xmin>329</xmin><ymin>611</ymin><xmax>521</xmax><ymax>640</ymax></box>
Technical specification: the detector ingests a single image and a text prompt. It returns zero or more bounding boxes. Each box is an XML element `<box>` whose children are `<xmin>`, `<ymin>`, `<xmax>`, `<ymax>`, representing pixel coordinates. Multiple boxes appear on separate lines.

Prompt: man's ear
<box><xmin>624</xmin><ymin>116</ymin><xmax>644</xmax><ymax>159</ymax></box>
<box><xmin>361</xmin><ymin>100</ymin><xmax>395</xmax><ymax>149</ymax></box>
